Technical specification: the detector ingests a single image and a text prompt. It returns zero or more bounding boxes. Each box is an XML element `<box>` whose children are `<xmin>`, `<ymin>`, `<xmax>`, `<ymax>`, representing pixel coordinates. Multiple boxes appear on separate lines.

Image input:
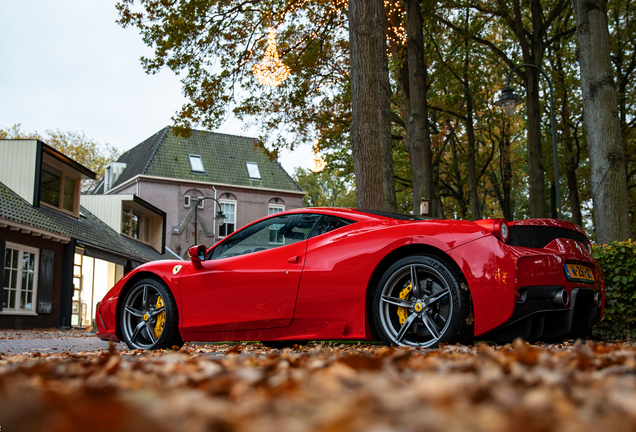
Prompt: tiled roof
<box><xmin>109</xmin><ymin>127</ymin><xmax>303</xmax><ymax>193</ymax></box>
<box><xmin>0</xmin><ymin>182</ymin><xmax>169</xmax><ymax>264</ymax></box>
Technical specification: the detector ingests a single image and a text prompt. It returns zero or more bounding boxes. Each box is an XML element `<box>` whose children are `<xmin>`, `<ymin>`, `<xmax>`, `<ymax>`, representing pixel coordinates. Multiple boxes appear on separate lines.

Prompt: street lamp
<box><xmin>193</xmin><ymin>196</ymin><xmax>226</xmax><ymax>245</ymax></box>
<box><xmin>494</xmin><ymin>87</ymin><xmax>524</xmax><ymax>117</ymax></box>
<box><xmin>495</xmin><ymin>64</ymin><xmax>561</xmax><ymax>220</ymax></box>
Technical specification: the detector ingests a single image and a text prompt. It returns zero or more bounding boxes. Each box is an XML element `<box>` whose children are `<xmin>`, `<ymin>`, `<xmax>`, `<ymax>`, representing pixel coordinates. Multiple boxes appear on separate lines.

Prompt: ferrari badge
<box><xmin>172</xmin><ymin>265</ymin><xmax>183</xmax><ymax>275</ymax></box>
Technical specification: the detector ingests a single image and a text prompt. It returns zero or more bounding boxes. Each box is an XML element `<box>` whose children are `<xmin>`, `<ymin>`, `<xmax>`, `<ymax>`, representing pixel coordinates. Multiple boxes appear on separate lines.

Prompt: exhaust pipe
<box><xmin>553</xmin><ymin>289</ymin><xmax>569</xmax><ymax>306</ymax></box>
<box><xmin>594</xmin><ymin>292</ymin><xmax>602</xmax><ymax>308</ymax></box>
<box><xmin>516</xmin><ymin>288</ymin><xmax>527</xmax><ymax>304</ymax></box>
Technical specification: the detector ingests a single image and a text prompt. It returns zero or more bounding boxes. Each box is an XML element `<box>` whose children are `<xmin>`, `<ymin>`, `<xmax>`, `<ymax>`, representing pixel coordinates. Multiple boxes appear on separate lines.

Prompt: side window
<box><xmin>210</xmin><ymin>214</ymin><xmax>321</xmax><ymax>260</ymax></box>
<box><xmin>308</xmin><ymin>215</ymin><xmax>355</xmax><ymax>238</ymax></box>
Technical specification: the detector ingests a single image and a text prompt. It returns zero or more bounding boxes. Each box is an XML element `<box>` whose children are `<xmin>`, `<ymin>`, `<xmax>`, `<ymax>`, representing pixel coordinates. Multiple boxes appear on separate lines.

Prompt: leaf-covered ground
<box><xmin>1</xmin><ymin>339</ymin><xmax>636</xmax><ymax>432</ymax></box>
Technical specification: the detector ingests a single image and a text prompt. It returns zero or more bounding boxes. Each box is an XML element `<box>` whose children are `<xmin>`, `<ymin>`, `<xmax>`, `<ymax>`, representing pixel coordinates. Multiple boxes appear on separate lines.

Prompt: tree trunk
<box><xmin>566</xmin><ymin>158</ymin><xmax>583</xmax><ymax>226</ymax></box>
<box><xmin>464</xmin><ymin>63</ymin><xmax>480</xmax><ymax>219</ymax></box>
<box><xmin>573</xmin><ymin>0</ymin><xmax>631</xmax><ymax>243</ymax></box>
<box><xmin>450</xmin><ymin>133</ymin><xmax>468</xmax><ymax>219</ymax></box>
<box><xmin>349</xmin><ymin>0</ymin><xmax>397</xmax><ymax>211</ymax></box>
<box><xmin>405</xmin><ymin>0</ymin><xmax>432</xmax><ymax>215</ymax></box>
<box><xmin>524</xmin><ymin>63</ymin><xmax>547</xmax><ymax>219</ymax></box>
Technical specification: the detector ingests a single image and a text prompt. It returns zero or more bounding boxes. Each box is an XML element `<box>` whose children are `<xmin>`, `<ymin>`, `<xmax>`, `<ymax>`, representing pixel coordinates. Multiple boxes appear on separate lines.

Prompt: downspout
<box><xmin>212</xmin><ymin>185</ymin><xmax>217</xmax><ymax>244</ymax></box>
<box><xmin>136</xmin><ymin>178</ymin><xmax>139</xmax><ymax>196</ymax></box>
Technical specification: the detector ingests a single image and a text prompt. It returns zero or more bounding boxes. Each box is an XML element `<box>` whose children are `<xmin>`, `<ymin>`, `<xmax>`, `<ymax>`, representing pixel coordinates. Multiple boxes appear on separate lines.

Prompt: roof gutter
<box><xmin>0</xmin><ymin>217</ymin><xmax>71</xmax><ymax>244</ymax></box>
<box><xmin>106</xmin><ymin>174</ymin><xmax>307</xmax><ymax>197</ymax></box>
<box><xmin>75</xmin><ymin>240</ymin><xmax>147</xmax><ymax>268</ymax></box>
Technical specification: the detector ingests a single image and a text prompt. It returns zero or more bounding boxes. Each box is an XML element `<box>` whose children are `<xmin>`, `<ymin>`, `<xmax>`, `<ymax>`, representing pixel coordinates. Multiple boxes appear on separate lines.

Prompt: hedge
<box><xmin>591</xmin><ymin>240</ymin><xmax>636</xmax><ymax>341</ymax></box>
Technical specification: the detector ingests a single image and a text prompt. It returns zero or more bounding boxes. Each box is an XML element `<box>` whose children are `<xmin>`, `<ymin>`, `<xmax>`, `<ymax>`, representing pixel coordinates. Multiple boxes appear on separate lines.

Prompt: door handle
<box><xmin>287</xmin><ymin>256</ymin><xmax>301</xmax><ymax>263</ymax></box>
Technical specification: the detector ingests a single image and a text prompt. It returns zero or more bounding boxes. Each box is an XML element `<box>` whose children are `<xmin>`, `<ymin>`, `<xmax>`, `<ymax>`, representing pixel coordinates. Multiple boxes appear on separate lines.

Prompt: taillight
<box><xmin>474</xmin><ymin>218</ymin><xmax>510</xmax><ymax>243</ymax></box>
<box><xmin>498</xmin><ymin>219</ymin><xmax>509</xmax><ymax>242</ymax></box>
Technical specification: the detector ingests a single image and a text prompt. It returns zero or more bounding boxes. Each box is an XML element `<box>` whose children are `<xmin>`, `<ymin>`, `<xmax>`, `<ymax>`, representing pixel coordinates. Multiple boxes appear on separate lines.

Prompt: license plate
<box><xmin>564</xmin><ymin>263</ymin><xmax>595</xmax><ymax>283</ymax></box>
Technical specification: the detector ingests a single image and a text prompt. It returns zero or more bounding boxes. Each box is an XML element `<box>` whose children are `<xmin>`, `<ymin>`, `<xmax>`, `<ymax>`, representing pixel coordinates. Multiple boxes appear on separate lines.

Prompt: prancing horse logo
<box><xmin>172</xmin><ymin>265</ymin><xmax>183</xmax><ymax>275</ymax></box>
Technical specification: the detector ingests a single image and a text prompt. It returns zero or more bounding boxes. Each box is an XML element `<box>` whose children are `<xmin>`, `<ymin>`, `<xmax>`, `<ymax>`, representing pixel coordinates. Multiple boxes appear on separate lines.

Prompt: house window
<box><xmin>3</xmin><ymin>243</ymin><xmax>39</xmax><ymax>314</ymax></box>
<box><xmin>40</xmin><ymin>163</ymin><xmax>78</xmax><ymax>214</ymax></box>
<box><xmin>189</xmin><ymin>155</ymin><xmax>205</xmax><ymax>173</ymax></box>
<box><xmin>268</xmin><ymin>204</ymin><xmax>285</xmax><ymax>215</ymax></box>
<box><xmin>268</xmin><ymin>223</ymin><xmax>285</xmax><ymax>245</ymax></box>
<box><xmin>246</xmin><ymin>162</ymin><xmax>261</xmax><ymax>179</ymax></box>
<box><xmin>184</xmin><ymin>195</ymin><xmax>191</xmax><ymax>208</ymax></box>
<box><xmin>122</xmin><ymin>204</ymin><xmax>142</xmax><ymax>239</ymax></box>
<box><xmin>218</xmin><ymin>201</ymin><xmax>236</xmax><ymax>237</ymax></box>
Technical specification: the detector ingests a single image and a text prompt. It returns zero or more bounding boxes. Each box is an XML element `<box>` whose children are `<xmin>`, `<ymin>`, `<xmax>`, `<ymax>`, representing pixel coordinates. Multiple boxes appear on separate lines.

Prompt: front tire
<box><xmin>120</xmin><ymin>278</ymin><xmax>182</xmax><ymax>350</ymax></box>
<box><xmin>372</xmin><ymin>255</ymin><xmax>471</xmax><ymax>348</ymax></box>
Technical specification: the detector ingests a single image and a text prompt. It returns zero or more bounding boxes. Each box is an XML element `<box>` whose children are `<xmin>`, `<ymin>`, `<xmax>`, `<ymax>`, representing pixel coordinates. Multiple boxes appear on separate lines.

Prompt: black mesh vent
<box><xmin>508</xmin><ymin>225</ymin><xmax>588</xmax><ymax>249</ymax></box>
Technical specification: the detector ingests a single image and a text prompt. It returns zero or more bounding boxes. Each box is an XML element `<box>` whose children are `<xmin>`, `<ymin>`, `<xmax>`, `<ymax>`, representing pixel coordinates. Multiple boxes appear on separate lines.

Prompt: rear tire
<box><xmin>120</xmin><ymin>278</ymin><xmax>183</xmax><ymax>350</ymax></box>
<box><xmin>372</xmin><ymin>255</ymin><xmax>471</xmax><ymax>348</ymax></box>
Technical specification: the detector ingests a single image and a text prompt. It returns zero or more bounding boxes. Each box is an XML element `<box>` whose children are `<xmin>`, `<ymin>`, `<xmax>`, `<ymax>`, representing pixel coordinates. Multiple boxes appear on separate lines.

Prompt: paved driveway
<box><xmin>0</xmin><ymin>329</ymin><xmax>118</xmax><ymax>353</ymax></box>
<box><xmin>0</xmin><ymin>337</ymin><xmax>115</xmax><ymax>353</ymax></box>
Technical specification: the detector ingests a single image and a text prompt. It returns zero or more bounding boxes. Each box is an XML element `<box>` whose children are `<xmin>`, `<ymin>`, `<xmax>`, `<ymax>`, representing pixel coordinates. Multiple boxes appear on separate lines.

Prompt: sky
<box><xmin>0</xmin><ymin>0</ymin><xmax>313</xmax><ymax>175</ymax></box>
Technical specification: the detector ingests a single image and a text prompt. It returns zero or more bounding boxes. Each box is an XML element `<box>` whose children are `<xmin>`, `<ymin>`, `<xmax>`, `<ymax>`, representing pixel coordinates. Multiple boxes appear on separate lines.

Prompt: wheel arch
<box><xmin>364</xmin><ymin>244</ymin><xmax>472</xmax><ymax>339</ymax></box>
<box><xmin>115</xmin><ymin>271</ymin><xmax>179</xmax><ymax>341</ymax></box>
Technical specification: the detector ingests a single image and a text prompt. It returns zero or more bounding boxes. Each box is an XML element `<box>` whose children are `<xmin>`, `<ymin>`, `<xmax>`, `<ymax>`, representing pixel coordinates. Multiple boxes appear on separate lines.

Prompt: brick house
<box><xmin>90</xmin><ymin>127</ymin><xmax>305</xmax><ymax>258</ymax></box>
<box><xmin>0</xmin><ymin>139</ymin><xmax>177</xmax><ymax>329</ymax></box>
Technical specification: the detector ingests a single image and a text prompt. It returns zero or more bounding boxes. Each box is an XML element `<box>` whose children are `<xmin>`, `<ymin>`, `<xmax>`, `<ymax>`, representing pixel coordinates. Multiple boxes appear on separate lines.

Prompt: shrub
<box><xmin>591</xmin><ymin>240</ymin><xmax>636</xmax><ymax>340</ymax></box>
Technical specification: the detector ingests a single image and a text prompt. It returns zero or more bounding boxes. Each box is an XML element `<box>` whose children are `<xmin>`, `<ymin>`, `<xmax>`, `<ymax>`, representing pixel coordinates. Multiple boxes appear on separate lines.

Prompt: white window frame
<box><xmin>218</xmin><ymin>199</ymin><xmax>237</xmax><ymax>238</ymax></box>
<box><xmin>189</xmin><ymin>154</ymin><xmax>205</xmax><ymax>173</ymax></box>
<box><xmin>268</xmin><ymin>204</ymin><xmax>285</xmax><ymax>215</ymax></box>
<box><xmin>2</xmin><ymin>242</ymin><xmax>39</xmax><ymax>315</ymax></box>
<box><xmin>246</xmin><ymin>162</ymin><xmax>261</xmax><ymax>179</ymax></box>
<box><xmin>184</xmin><ymin>195</ymin><xmax>191</xmax><ymax>208</ymax></box>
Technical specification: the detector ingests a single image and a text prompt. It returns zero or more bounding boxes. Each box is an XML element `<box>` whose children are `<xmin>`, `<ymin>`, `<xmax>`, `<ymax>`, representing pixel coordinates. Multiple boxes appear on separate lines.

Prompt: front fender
<box><xmin>95</xmin><ymin>260</ymin><xmax>189</xmax><ymax>340</ymax></box>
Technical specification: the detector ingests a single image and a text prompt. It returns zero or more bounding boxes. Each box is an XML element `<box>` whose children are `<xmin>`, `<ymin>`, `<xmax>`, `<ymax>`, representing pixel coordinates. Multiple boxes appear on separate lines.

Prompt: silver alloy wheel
<box><xmin>122</xmin><ymin>283</ymin><xmax>166</xmax><ymax>349</ymax></box>
<box><xmin>378</xmin><ymin>263</ymin><xmax>453</xmax><ymax>347</ymax></box>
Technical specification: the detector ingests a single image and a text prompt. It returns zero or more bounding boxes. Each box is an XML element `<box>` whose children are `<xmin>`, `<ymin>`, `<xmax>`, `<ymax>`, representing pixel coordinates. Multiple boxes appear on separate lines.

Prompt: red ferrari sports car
<box><xmin>96</xmin><ymin>208</ymin><xmax>604</xmax><ymax>349</ymax></box>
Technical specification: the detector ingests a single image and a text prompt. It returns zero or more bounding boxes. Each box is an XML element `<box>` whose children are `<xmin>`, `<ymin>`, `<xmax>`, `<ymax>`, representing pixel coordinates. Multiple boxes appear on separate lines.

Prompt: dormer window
<box><xmin>103</xmin><ymin>162</ymin><xmax>127</xmax><ymax>192</ymax></box>
<box><xmin>246</xmin><ymin>162</ymin><xmax>261</xmax><ymax>179</ymax></box>
<box><xmin>105</xmin><ymin>166</ymin><xmax>112</xmax><ymax>191</ymax></box>
<box><xmin>40</xmin><ymin>163</ymin><xmax>79</xmax><ymax>215</ymax></box>
<box><xmin>122</xmin><ymin>204</ymin><xmax>141</xmax><ymax>239</ymax></box>
<box><xmin>189</xmin><ymin>155</ymin><xmax>205</xmax><ymax>173</ymax></box>
<box><xmin>121</xmin><ymin>201</ymin><xmax>162</xmax><ymax>246</ymax></box>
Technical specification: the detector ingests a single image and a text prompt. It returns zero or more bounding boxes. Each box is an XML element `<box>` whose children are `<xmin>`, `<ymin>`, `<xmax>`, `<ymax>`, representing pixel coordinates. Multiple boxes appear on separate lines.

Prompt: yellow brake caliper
<box><xmin>154</xmin><ymin>296</ymin><xmax>165</xmax><ymax>338</ymax></box>
<box><xmin>397</xmin><ymin>282</ymin><xmax>412</xmax><ymax>326</ymax></box>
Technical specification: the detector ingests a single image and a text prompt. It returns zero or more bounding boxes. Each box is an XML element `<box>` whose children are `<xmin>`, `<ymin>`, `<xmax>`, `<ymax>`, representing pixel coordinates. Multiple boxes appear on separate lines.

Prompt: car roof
<box><xmin>283</xmin><ymin>207</ymin><xmax>431</xmax><ymax>222</ymax></box>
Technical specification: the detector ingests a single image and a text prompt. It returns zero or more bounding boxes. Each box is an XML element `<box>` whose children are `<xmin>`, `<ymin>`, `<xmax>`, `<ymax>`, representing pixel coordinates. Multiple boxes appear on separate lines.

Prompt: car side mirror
<box><xmin>188</xmin><ymin>245</ymin><xmax>207</xmax><ymax>268</ymax></box>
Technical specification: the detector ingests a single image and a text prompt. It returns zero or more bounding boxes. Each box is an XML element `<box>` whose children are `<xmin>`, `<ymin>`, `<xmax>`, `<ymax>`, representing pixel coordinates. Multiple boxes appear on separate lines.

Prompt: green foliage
<box><xmin>116</xmin><ymin>0</ymin><xmax>636</xmax><ymax>230</ymax></box>
<box><xmin>293</xmin><ymin>167</ymin><xmax>355</xmax><ymax>208</ymax></box>
<box><xmin>592</xmin><ymin>240</ymin><xmax>636</xmax><ymax>340</ymax></box>
<box><xmin>117</xmin><ymin>0</ymin><xmax>349</xmax><ymax>159</ymax></box>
